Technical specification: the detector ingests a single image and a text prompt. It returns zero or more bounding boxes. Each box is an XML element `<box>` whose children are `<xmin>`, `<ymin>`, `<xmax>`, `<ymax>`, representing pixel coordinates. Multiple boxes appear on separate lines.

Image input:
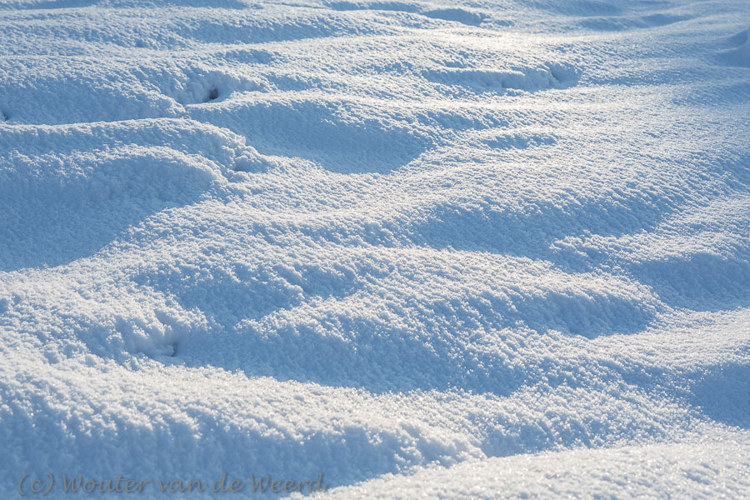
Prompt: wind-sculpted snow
<box><xmin>1</xmin><ymin>0</ymin><xmax>749</xmax><ymax>498</ymax></box>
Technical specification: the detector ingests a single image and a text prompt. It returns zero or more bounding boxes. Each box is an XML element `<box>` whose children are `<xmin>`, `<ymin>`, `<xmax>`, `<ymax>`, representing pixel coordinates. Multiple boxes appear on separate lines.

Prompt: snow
<box><xmin>320</xmin><ymin>436</ymin><xmax>750</xmax><ymax>499</ymax></box>
<box><xmin>1</xmin><ymin>0</ymin><xmax>748</xmax><ymax>498</ymax></box>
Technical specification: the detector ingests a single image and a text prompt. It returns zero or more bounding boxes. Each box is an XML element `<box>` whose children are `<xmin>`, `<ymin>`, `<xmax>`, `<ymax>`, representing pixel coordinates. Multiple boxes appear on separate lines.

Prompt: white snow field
<box><xmin>1</xmin><ymin>0</ymin><xmax>749</xmax><ymax>498</ymax></box>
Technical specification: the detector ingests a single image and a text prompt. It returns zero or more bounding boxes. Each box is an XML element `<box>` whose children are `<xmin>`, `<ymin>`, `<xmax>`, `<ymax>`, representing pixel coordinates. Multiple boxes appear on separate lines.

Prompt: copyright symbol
<box><xmin>18</xmin><ymin>473</ymin><xmax>54</xmax><ymax>496</ymax></box>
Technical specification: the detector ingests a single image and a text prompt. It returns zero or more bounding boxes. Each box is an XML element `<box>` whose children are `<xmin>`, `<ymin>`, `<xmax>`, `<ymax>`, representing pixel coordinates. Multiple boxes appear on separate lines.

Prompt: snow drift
<box><xmin>1</xmin><ymin>0</ymin><xmax>748</xmax><ymax>498</ymax></box>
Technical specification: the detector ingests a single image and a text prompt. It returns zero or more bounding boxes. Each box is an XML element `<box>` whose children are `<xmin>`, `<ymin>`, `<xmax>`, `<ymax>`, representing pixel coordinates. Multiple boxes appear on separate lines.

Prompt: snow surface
<box><xmin>1</xmin><ymin>0</ymin><xmax>749</xmax><ymax>498</ymax></box>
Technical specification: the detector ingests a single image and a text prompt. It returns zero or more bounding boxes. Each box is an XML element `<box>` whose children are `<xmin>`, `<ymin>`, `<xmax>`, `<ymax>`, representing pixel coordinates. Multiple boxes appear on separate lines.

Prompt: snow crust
<box><xmin>1</xmin><ymin>0</ymin><xmax>749</xmax><ymax>497</ymax></box>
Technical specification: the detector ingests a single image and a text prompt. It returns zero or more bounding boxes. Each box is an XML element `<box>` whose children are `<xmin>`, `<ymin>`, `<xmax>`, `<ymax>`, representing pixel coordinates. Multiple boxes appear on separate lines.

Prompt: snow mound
<box><xmin>320</xmin><ymin>436</ymin><xmax>750</xmax><ymax>499</ymax></box>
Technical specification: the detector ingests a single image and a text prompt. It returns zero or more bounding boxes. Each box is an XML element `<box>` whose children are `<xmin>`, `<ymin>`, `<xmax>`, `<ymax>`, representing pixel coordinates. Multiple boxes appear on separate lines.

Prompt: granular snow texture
<box><xmin>1</xmin><ymin>0</ymin><xmax>748</xmax><ymax>498</ymax></box>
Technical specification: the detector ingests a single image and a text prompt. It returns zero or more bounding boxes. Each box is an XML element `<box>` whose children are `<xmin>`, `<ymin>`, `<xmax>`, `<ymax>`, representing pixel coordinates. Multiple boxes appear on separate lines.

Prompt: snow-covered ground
<box><xmin>1</xmin><ymin>0</ymin><xmax>749</xmax><ymax>498</ymax></box>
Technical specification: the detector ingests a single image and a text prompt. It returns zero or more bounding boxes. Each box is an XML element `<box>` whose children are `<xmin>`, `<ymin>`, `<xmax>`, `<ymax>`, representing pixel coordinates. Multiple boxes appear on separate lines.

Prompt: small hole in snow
<box><xmin>207</xmin><ymin>87</ymin><xmax>219</xmax><ymax>101</ymax></box>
